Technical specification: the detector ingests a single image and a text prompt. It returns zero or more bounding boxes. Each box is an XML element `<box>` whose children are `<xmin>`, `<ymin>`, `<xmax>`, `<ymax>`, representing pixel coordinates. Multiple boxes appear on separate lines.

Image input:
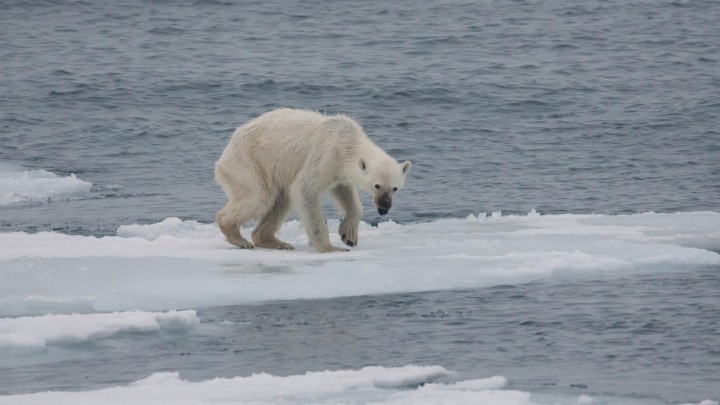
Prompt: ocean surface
<box><xmin>1</xmin><ymin>0</ymin><xmax>719</xmax><ymax>404</ymax></box>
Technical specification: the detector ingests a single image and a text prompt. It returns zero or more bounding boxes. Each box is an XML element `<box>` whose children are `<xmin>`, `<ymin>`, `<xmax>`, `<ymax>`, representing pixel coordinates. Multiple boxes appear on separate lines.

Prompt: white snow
<box><xmin>0</xmin><ymin>163</ymin><xmax>92</xmax><ymax>206</ymax></box>
<box><xmin>0</xmin><ymin>310</ymin><xmax>197</xmax><ymax>352</ymax></box>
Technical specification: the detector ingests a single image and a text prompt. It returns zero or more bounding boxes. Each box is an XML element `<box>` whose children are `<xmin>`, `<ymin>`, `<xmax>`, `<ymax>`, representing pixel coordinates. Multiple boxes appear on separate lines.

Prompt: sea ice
<box><xmin>0</xmin><ymin>366</ymin><xmax>531</xmax><ymax>405</ymax></box>
<box><xmin>1</xmin><ymin>212</ymin><xmax>719</xmax><ymax>317</ymax></box>
<box><xmin>4</xmin><ymin>365</ymin><xmax>707</xmax><ymax>405</ymax></box>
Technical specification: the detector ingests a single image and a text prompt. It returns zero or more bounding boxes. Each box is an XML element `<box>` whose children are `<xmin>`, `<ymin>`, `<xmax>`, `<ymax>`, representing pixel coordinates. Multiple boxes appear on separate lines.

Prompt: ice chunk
<box><xmin>117</xmin><ymin>217</ymin><xmax>218</xmax><ymax>241</ymax></box>
<box><xmin>577</xmin><ymin>394</ymin><xmax>594</xmax><ymax>404</ymax></box>
<box><xmin>0</xmin><ymin>310</ymin><xmax>197</xmax><ymax>352</ymax></box>
<box><xmin>0</xmin><ymin>163</ymin><xmax>92</xmax><ymax>206</ymax></box>
<box><xmin>436</xmin><ymin>376</ymin><xmax>508</xmax><ymax>391</ymax></box>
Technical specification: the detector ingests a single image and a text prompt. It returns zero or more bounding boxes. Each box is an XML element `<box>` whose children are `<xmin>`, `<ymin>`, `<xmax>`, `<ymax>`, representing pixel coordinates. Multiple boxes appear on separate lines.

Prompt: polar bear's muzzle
<box><xmin>376</xmin><ymin>193</ymin><xmax>392</xmax><ymax>216</ymax></box>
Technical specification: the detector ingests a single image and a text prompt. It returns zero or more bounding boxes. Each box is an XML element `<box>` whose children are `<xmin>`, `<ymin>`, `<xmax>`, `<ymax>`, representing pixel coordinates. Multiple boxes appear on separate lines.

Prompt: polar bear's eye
<box><xmin>392</xmin><ymin>187</ymin><xmax>398</xmax><ymax>192</ymax></box>
<box><xmin>374</xmin><ymin>184</ymin><xmax>380</xmax><ymax>189</ymax></box>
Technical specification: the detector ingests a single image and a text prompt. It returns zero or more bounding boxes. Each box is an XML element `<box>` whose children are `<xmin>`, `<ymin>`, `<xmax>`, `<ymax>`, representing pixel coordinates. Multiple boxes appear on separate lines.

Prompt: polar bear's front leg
<box><xmin>292</xmin><ymin>182</ymin><xmax>347</xmax><ymax>253</ymax></box>
<box><xmin>331</xmin><ymin>183</ymin><xmax>361</xmax><ymax>247</ymax></box>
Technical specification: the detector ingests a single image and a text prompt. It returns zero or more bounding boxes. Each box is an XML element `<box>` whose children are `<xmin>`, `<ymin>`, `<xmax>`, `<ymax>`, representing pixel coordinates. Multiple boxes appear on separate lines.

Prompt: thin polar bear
<box><xmin>215</xmin><ymin>108</ymin><xmax>412</xmax><ymax>253</ymax></box>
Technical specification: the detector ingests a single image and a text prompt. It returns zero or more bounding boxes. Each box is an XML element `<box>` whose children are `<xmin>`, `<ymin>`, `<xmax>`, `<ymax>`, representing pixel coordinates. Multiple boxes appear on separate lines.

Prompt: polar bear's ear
<box><xmin>359</xmin><ymin>159</ymin><xmax>367</xmax><ymax>172</ymax></box>
<box><xmin>401</xmin><ymin>160</ymin><xmax>412</xmax><ymax>175</ymax></box>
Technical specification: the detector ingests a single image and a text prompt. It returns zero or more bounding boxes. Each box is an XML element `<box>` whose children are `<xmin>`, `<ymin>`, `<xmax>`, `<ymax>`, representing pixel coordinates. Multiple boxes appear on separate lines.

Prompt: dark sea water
<box><xmin>1</xmin><ymin>0</ymin><xmax>720</xmax><ymax>403</ymax></box>
<box><xmin>2</xmin><ymin>0</ymin><xmax>719</xmax><ymax>233</ymax></box>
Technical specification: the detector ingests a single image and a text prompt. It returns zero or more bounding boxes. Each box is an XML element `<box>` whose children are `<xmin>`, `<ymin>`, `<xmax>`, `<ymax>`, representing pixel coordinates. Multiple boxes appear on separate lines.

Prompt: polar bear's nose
<box><xmin>377</xmin><ymin>194</ymin><xmax>392</xmax><ymax>215</ymax></box>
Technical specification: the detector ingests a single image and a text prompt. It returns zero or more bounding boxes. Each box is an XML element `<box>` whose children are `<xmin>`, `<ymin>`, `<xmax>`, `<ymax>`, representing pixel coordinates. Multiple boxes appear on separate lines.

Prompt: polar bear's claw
<box><xmin>341</xmin><ymin>234</ymin><xmax>356</xmax><ymax>247</ymax></box>
<box><xmin>229</xmin><ymin>238</ymin><xmax>254</xmax><ymax>249</ymax></box>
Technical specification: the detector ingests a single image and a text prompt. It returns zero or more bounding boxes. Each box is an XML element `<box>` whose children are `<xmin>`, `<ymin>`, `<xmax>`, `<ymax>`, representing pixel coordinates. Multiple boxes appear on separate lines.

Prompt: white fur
<box><xmin>215</xmin><ymin>109</ymin><xmax>411</xmax><ymax>252</ymax></box>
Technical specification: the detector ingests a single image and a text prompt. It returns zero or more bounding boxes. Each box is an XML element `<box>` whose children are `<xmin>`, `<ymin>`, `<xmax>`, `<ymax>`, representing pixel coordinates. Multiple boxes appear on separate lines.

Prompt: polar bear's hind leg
<box><xmin>252</xmin><ymin>191</ymin><xmax>294</xmax><ymax>250</ymax></box>
<box><xmin>216</xmin><ymin>200</ymin><xmax>255</xmax><ymax>249</ymax></box>
<box><xmin>215</xmin><ymin>164</ymin><xmax>265</xmax><ymax>249</ymax></box>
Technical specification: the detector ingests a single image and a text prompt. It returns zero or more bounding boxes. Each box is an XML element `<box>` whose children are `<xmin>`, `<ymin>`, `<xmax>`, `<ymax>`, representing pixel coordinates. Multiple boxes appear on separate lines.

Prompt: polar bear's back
<box><xmin>217</xmin><ymin>109</ymin><xmax>368</xmax><ymax>189</ymax></box>
<box><xmin>238</xmin><ymin>108</ymin><xmax>364</xmax><ymax>151</ymax></box>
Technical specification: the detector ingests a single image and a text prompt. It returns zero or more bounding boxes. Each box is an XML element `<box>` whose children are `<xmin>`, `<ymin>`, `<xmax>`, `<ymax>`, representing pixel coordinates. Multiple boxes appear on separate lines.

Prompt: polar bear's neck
<box><xmin>357</xmin><ymin>137</ymin><xmax>393</xmax><ymax>165</ymax></box>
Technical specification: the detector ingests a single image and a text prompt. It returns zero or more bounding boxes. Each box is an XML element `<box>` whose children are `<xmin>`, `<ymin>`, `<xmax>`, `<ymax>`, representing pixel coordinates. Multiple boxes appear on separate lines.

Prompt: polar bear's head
<box><xmin>359</xmin><ymin>158</ymin><xmax>412</xmax><ymax>216</ymax></box>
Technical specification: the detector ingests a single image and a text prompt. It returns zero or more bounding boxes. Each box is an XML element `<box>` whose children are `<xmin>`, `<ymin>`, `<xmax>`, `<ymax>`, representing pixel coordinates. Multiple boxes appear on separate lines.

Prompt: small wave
<box><xmin>158</xmin><ymin>81</ymin><xmax>223</xmax><ymax>92</ymax></box>
<box><xmin>240</xmin><ymin>79</ymin><xmax>278</xmax><ymax>90</ymax></box>
<box><xmin>147</xmin><ymin>26</ymin><xmax>187</xmax><ymax>35</ymax></box>
<box><xmin>552</xmin><ymin>43</ymin><xmax>579</xmax><ymax>50</ymax></box>
<box><xmin>411</xmin><ymin>35</ymin><xmax>464</xmax><ymax>46</ymax></box>
<box><xmin>641</xmin><ymin>39</ymin><xmax>675</xmax><ymax>46</ymax></box>
<box><xmin>369</xmin><ymin>86</ymin><xmax>457</xmax><ymax>103</ymax></box>
<box><xmin>192</xmin><ymin>0</ymin><xmax>233</xmax><ymax>5</ymax></box>
<box><xmin>50</xmin><ymin>69</ymin><xmax>73</xmax><ymax>76</ymax></box>
<box><xmin>2</xmin><ymin>114</ymin><xmax>45</xmax><ymax>125</ymax></box>
<box><xmin>285</xmin><ymin>83</ymin><xmax>343</xmax><ymax>95</ymax></box>
<box><xmin>507</xmin><ymin>99</ymin><xmax>551</xmax><ymax>108</ymax></box>
<box><xmin>48</xmin><ymin>88</ymin><xmax>85</xmax><ymax>96</ymax></box>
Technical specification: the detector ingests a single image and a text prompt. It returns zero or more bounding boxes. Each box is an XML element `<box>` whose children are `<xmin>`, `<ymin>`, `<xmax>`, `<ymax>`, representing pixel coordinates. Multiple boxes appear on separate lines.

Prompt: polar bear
<box><xmin>215</xmin><ymin>108</ymin><xmax>412</xmax><ymax>253</ymax></box>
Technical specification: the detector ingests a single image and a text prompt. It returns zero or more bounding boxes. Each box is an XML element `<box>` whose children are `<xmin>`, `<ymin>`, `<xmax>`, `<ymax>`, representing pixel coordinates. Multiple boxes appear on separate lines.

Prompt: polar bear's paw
<box><xmin>228</xmin><ymin>238</ymin><xmax>254</xmax><ymax>249</ymax></box>
<box><xmin>218</xmin><ymin>222</ymin><xmax>255</xmax><ymax>249</ymax></box>
<box><xmin>254</xmin><ymin>238</ymin><xmax>295</xmax><ymax>250</ymax></box>
<box><xmin>339</xmin><ymin>220</ymin><xmax>359</xmax><ymax>248</ymax></box>
<box><xmin>321</xmin><ymin>245</ymin><xmax>350</xmax><ymax>253</ymax></box>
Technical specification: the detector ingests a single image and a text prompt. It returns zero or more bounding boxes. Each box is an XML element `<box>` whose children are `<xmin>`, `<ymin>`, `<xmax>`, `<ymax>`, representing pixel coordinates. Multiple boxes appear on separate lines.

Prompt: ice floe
<box><xmin>0</xmin><ymin>366</ymin><xmax>524</xmax><ymax>405</ymax></box>
<box><xmin>2</xmin><ymin>365</ymin><xmax>713</xmax><ymax>405</ymax></box>
<box><xmin>1</xmin><ymin>212</ymin><xmax>719</xmax><ymax>316</ymax></box>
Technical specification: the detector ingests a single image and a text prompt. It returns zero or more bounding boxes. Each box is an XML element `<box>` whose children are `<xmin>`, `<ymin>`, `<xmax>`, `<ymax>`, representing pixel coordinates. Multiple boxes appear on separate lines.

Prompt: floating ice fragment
<box><xmin>370</xmin><ymin>365</ymin><xmax>452</xmax><ymax>388</ymax></box>
<box><xmin>577</xmin><ymin>394</ymin><xmax>594</xmax><ymax>404</ymax></box>
<box><xmin>680</xmin><ymin>401</ymin><xmax>719</xmax><ymax>405</ymax></box>
<box><xmin>432</xmin><ymin>375</ymin><xmax>507</xmax><ymax>391</ymax></box>
<box><xmin>0</xmin><ymin>310</ymin><xmax>198</xmax><ymax>352</ymax></box>
<box><xmin>0</xmin><ymin>164</ymin><xmax>92</xmax><ymax>206</ymax></box>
